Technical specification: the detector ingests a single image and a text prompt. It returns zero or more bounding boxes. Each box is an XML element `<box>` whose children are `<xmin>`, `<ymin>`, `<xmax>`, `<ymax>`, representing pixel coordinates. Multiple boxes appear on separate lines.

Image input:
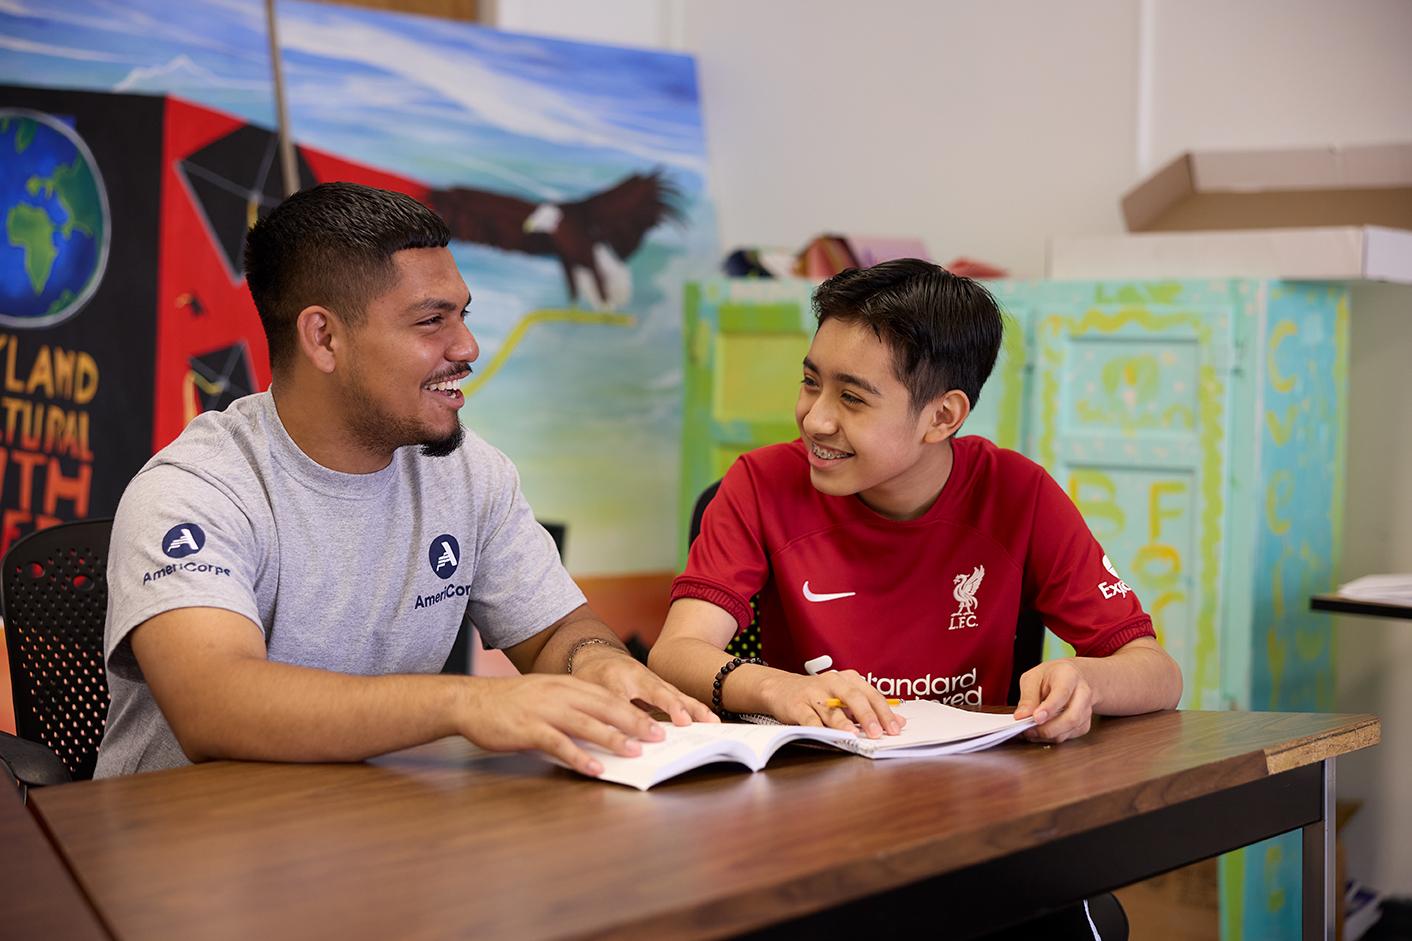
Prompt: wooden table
<box><xmin>28</xmin><ymin>710</ymin><xmax>1379</xmax><ymax>941</ymax></box>
<box><xmin>1</xmin><ymin>778</ymin><xmax>109</xmax><ymax>939</ymax></box>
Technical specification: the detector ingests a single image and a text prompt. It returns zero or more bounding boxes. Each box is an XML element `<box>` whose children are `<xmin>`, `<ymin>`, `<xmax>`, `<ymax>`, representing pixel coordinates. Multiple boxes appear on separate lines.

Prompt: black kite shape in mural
<box><xmin>188</xmin><ymin>342</ymin><xmax>257</xmax><ymax>413</ymax></box>
<box><xmin>177</xmin><ymin>125</ymin><xmax>317</xmax><ymax>281</ymax></box>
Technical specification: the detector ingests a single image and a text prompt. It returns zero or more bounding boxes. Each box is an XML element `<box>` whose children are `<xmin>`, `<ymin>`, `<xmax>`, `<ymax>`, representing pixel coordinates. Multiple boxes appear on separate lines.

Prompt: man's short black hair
<box><xmin>243</xmin><ymin>182</ymin><xmax>451</xmax><ymax>370</ymax></box>
<box><xmin>812</xmin><ymin>258</ymin><xmax>1003</xmax><ymax>412</ymax></box>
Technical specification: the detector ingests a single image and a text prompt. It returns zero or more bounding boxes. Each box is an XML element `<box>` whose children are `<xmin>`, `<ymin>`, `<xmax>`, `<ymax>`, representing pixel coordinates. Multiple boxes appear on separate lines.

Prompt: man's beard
<box><xmin>419</xmin><ymin>423</ymin><xmax>465</xmax><ymax>457</ymax></box>
<box><xmin>344</xmin><ymin>374</ymin><xmax>466</xmax><ymax>459</ymax></box>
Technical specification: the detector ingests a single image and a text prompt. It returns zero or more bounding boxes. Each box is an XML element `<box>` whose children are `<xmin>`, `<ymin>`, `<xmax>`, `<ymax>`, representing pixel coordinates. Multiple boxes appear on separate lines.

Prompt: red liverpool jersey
<box><xmin>672</xmin><ymin>436</ymin><xmax>1155</xmax><ymax>706</ymax></box>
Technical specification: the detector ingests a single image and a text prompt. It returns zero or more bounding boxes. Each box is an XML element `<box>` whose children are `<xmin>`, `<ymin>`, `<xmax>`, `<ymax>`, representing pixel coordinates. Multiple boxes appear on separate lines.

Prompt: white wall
<box><xmin>496</xmin><ymin>0</ymin><xmax>1412</xmax><ymax>895</ymax></box>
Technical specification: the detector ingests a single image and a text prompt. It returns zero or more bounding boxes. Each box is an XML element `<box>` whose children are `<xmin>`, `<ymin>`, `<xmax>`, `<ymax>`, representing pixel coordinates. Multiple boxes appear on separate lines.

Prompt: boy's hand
<box><xmin>1014</xmin><ymin>660</ymin><xmax>1095</xmax><ymax>743</ymax></box>
<box><xmin>570</xmin><ymin>647</ymin><xmax>718</xmax><ymax>726</ymax></box>
<box><xmin>759</xmin><ymin>669</ymin><xmax>905</xmax><ymax>738</ymax></box>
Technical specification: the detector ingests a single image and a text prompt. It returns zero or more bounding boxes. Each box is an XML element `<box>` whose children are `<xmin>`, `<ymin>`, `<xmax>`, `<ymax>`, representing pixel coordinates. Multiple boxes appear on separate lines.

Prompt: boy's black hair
<box><xmin>812</xmin><ymin>258</ymin><xmax>1003</xmax><ymax>412</ymax></box>
<box><xmin>243</xmin><ymin>181</ymin><xmax>451</xmax><ymax>370</ymax></box>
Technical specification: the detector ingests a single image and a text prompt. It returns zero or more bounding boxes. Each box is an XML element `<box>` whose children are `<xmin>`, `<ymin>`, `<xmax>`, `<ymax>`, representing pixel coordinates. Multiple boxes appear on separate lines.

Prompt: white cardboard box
<box><xmin>1048</xmin><ymin>143</ymin><xmax>1412</xmax><ymax>284</ymax></box>
<box><xmin>1049</xmin><ymin>225</ymin><xmax>1412</xmax><ymax>284</ymax></box>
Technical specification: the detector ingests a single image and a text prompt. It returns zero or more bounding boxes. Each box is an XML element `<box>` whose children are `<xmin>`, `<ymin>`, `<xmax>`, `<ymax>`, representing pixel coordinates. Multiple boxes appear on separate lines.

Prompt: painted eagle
<box><xmin>428</xmin><ymin>170</ymin><xmax>682</xmax><ymax>310</ymax></box>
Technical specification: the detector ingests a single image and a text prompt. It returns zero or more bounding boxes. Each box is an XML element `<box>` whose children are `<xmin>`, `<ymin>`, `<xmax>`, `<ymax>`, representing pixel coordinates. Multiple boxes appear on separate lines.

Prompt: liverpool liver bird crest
<box><xmin>952</xmin><ymin>565</ymin><xmax>985</xmax><ymax>615</ymax></box>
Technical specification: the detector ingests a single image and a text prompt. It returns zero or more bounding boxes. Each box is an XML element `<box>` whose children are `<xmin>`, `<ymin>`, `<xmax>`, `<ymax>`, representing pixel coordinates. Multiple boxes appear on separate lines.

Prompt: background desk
<box><xmin>30</xmin><ymin>710</ymin><xmax>1378</xmax><ymax>941</ymax></box>
<box><xmin>1311</xmin><ymin>593</ymin><xmax>1412</xmax><ymax>621</ymax></box>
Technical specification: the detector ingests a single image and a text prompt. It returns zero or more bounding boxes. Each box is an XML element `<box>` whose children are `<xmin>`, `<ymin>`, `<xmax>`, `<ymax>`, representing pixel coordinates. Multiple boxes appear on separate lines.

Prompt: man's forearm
<box><xmin>171</xmin><ymin>657</ymin><xmax>473</xmax><ymax>763</ymax></box>
<box><xmin>528</xmin><ymin>612</ymin><xmax>630</xmax><ymax>675</ymax></box>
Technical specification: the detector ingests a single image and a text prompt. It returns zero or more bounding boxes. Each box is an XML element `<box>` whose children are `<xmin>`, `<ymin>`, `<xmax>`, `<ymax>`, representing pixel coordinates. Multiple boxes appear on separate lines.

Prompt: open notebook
<box><xmin>572</xmin><ymin>700</ymin><xmax>1036</xmax><ymax>791</ymax></box>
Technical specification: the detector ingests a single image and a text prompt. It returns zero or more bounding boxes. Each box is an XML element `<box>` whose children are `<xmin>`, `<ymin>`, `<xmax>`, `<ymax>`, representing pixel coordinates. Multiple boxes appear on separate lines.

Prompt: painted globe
<box><xmin>0</xmin><ymin>109</ymin><xmax>109</xmax><ymax>328</ymax></box>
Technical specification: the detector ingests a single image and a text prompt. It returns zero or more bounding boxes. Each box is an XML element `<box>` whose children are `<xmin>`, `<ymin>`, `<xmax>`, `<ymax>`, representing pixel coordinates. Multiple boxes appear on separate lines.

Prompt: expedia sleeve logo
<box><xmin>162</xmin><ymin>523</ymin><xmax>206</xmax><ymax>558</ymax></box>
<box><xmin>429</xmin><ymin>534</ymin><xmax>460</xmax><ymax>579</ymax></box>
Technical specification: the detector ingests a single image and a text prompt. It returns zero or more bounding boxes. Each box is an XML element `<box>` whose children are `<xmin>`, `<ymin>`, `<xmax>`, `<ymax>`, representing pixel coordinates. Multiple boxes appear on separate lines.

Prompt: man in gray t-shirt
<box><xmin>95</xmin><ymin>182</ymin><xmax>712</xmax><ymax>779</ymax></box>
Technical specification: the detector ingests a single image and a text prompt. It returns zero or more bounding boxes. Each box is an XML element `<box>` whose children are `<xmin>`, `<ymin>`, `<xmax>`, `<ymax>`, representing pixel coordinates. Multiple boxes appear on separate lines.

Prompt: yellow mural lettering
<box><xmin>1134</xmin><ymin>544</ymin><xmax>1182</xmax><ymax>591</ymax></box>
<box><xmin>25</xmin><ymin>344</ymin><xmax>53</xmax><ymax>396</ymax></box>
<box><xmin>1264</xmin><ymin>404</ymin><xmax>1296</xmax><ymax>446</ymax></box>
<box><xmin>0</xmin><ymin>336</ymin><xmax>19</xmax><ymax>394</ymax></box>
<box><xmin>1263</xmin><ymin>843</ymin><xmax>1287</xmax><ymax>914</ymax></box>
<box><xmin>1161</xmin><ymin>403</ymin><xmax>1195</xmax><ymax>429</ymax></box>
<box><xmin>0</xmin><ymin>397</ymin><xmax>91</xmax><ymax>460</ymax></box>
<box><xmin>0</xmin><ymin>336</ymin><xmax>99</xmax><ymax>404</ymax></box>
<box><xmin>73</xmin><ymin>352</ymin><xmax>98</xmax><ymax>405</ymax></box>
<box><xmin>1265</xmin><ymin>471</ymin><xmax>1292</xmax><ymax>536</ymax></box>
<box><xmin>1093</xmin><ymin>283</ymin><xmax>1182</xmax><ymax>305</ymax></box>
<box><xmin>0</xmin><ymin>334</ymin><xmax>99</xmax><ymax>555</ymax></box>
<box><xmin>1101</xmin><ymin>354</ymin><xmax>1158</xmax><ymax>411</ymax></box>
<box><xmin>1271</xmin><ymin>550</ymin><xmax>1287</xmax><ymax>620</ymax></box>
<box><xmin>1267</xmin><ymin>320</ymin><xmax>1297</xmax><ymax>394</ymax></box>
<box><xmin>1148</xmin><ymin>480</ymin><xmax>1186</xmax><ymax>541</ymax></box>
<box><xmin>1067</xmin><ymin>469</ymin><xmax>1125</xmax><ymax>538</ymax></box>
<box><xmin>51</xmin><ymin>346</ymin><xmax>77</xmax><ymax>398</ymax></box>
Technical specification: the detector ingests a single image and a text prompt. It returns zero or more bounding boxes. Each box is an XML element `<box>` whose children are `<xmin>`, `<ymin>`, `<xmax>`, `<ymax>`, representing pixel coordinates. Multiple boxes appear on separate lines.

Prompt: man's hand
<box><xmin>1014</xmin><ymin>660</ymin><xmax>1095</xmax><ymax>743</ymax></box>
<box><xmin>757</xmin><ymin>669</ymin><xmax>904</xmax><ymax>739</ymax></box>
<box><xmin>458</xmin><ymin>674</ymin><xmax>669</xmax><ymax>777</ymax></box>
<box><xmin>569</xmin><ymin>645</ymin><xmax>718</xmax><ymax>726</ymax></box>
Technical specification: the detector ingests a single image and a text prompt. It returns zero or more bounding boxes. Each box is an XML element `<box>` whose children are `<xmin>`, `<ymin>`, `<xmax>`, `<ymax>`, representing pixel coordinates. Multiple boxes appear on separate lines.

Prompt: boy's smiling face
<box><xmin>796</xmin><ymin>317</ymin><xmax>963</xmax><ymax>520</ymax></box>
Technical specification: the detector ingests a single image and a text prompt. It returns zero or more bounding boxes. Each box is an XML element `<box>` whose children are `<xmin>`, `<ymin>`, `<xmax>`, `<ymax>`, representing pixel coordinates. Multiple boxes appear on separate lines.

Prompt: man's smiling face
<box><xmin>338</xmin><ymin>246</ymin><xmax>478</xmax><ymax>459</ymax></box>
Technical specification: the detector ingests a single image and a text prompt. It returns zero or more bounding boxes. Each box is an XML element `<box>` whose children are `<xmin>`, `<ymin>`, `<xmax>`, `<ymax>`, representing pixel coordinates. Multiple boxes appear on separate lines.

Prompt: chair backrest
<box><xmin>1</xmin><ymin>519</ymin><xmax>114</xmax><ymax>781</ymax></box>
<box><xmin>688</xmin><ymin>483</ymin><xmax>1045</xmax><ymax>705</ymax></box>
<box><xmin>441</xmin><ymin>519</ymin><xmax>568</xmax><ymax>676</ymax></box>
<box><xmin>687</xmin><ymin>483</ymin><xmax>764</xmax><ymax>661</ymax></box>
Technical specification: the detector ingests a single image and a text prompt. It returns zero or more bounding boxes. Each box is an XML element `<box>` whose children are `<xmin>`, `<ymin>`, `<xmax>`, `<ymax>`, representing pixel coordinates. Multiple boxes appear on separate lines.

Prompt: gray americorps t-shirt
<box><xmin>94</xmin><ymin>391</ymin><xmax>584</xmax><ymax>777</ymax></box>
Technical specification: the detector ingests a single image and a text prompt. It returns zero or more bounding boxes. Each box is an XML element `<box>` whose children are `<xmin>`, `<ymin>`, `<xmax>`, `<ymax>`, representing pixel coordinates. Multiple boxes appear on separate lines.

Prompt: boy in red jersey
<box><xmin>650</xmin><ymin>259</ymin><xmax>1182</xmax><ymax>744</ymax></box>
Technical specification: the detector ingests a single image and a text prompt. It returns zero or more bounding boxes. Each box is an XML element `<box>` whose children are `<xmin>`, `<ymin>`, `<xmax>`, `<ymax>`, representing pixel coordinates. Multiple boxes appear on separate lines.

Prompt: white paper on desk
<box><xmin>1337</xmin><ymin>573</ymin><xmax>1412</xmax><ymax>604</ymax></box>
<box><xmin>560</xmin><ymin>701</ymin><xmax>1034</xmax><ymax>790</ymax></box>
<box><xmin>835</xmin><ymin>700</ymin><xmax>1035</xmax><ymax>758</ymax></box>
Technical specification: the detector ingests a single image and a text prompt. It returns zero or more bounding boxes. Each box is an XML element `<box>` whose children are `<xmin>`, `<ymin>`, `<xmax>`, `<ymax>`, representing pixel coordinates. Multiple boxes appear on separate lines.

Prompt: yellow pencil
<box><xmin>824</xmin><ymin>697</ymin><xmax>901</xmax><ymax>708</ymax></box>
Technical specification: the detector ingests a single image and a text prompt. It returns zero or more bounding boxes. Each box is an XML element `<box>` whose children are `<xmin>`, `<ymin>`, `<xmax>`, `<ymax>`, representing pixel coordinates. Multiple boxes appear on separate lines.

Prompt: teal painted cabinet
<box><xmin>682</xmin><ymin>276</ymin><xmax>1348</xmax><ymax>940</ymax></box>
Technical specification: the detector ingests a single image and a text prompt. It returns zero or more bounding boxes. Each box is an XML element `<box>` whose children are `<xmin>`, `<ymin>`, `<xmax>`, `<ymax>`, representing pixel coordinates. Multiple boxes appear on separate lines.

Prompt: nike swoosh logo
<box><xmin>802</xmin><ymin>581</ymin><xmax>856</xmax><ymax>603</ymax></box>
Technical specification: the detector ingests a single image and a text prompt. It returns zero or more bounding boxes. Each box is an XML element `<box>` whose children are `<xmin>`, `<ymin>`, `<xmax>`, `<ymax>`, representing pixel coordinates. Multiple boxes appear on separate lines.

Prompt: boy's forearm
<box><xmin>1074</xmin><ymin>642</ymin><xmax>1183</xmax><ymax>716</ymax></box>
<box><xmin>648</xmin><ymin>636</ymin><xmax>776</xmax><ymax>714</ymax></box>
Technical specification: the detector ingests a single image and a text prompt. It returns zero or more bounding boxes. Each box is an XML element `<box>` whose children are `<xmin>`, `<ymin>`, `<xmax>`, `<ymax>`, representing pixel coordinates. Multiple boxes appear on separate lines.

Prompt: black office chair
<box><xmin>0</xmin><ymin>518</ymin><xmax>114</xmax><ymax>799</ymax></box>
<box><xmin>439</xmin><ymin>520</ymin><xmax>659</xmax><ymax>673</ymax></box>
<box><xmin>688</xmin><ymin>482</ymin><xmax>1047</xmax><ymax>702</ymax></box>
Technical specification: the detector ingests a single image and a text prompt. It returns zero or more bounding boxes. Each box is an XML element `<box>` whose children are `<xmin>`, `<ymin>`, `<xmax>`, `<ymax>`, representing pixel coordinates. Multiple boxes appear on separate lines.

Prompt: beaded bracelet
<box><xmin>710</xmin><ymin>655</ymin><xmax>765</xmax><ymax>718</ymax></box>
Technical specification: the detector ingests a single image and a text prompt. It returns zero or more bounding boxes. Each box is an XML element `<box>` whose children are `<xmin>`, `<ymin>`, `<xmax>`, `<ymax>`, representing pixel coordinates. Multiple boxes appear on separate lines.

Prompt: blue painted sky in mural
<box><xmin>0</xmin><ymin>0</ymin><xmax>277</xmax><ymax>123</ymax></box>
<box><xmin>0</xmin><ymin>0</ymin><xmax>719</xmax><ymax>572</ymax></box>
<box><xmin>279</xmin><ymin>2</ymin><xmax>707</xmax><ymax>196</ymax></box>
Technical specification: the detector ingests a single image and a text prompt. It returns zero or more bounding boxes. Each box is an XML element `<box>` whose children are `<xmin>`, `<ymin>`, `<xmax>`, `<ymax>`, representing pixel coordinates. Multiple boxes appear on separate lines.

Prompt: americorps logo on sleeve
<box><xmin>429</xmin><ymin>534</ymin><xmax>460</xmax><ymax>579</ymax></box>
<box><xmin>163</xmin><ymin>523</ymin><xmax>206</xmax><ymax>558</ymax></box>
<box><xmin>144</xmin><ymin>522</ymin><xmax>230</xmax><ymax>585</ymax></box>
